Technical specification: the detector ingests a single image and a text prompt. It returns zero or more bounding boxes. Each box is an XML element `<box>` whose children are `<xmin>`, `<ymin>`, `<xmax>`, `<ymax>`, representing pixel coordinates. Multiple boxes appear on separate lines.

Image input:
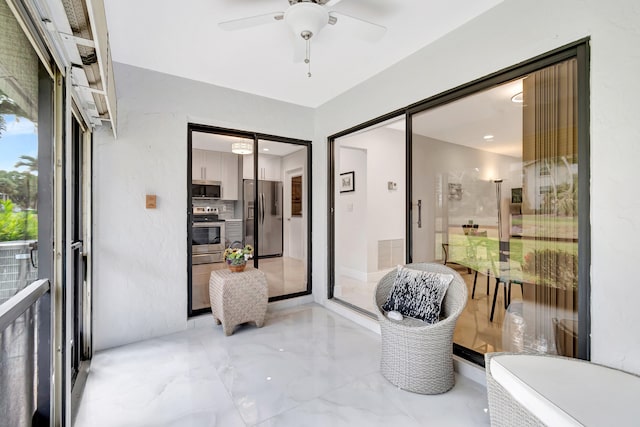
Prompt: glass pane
<box><xmin>333</xmin><ymin>117</ymin><xmax>406</xmax><ymax>313</ymax></box>
<box><xmin>0</xmin><ymin>1</ymin><xmax>40</xmax><ymax>305</ymax></box>
<box><xmin>411</xmin><ymin>58</ymin><xmax>579</xmax><ymax>357</ymax></box>
<box><xmin>254</xmin><ymin>139</ymin><xmax>308</xmax><ymax>298</ymax></box>
<box><xmin>190</xmin><ymin>132</ymin><xmax>251</xmax><ymax>311</ymax></box>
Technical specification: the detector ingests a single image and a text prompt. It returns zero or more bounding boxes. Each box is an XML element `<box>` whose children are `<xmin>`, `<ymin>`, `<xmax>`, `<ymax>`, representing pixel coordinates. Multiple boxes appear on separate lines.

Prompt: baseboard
<box><xmin>454</xmin><ymin>355</ymin><xmax>487</xmax><ymax>387</ymax></box>
<box><xmin>267</xmin><ymin>294</ymin><xmax>315</xmax><ymax>312</ymax></box>
<box><xmin>339</xmin><ymin>266</ymin><xmax>368</xmax><ymax>282</ymax></box>
<box><xmin>324</xmin><ymin>299</ymin><xmax>380</xmax><ymax>334</ymax></box>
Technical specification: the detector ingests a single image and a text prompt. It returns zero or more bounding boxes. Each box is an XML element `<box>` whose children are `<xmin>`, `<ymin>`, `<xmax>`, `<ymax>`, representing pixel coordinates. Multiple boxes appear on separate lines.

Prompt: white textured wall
<box><xmin>313</xmin><ymin>0</ymin><xmax>640</xmax><ymax>374</ymax></box>
<box><xmin>93</xmin><ymin>63</ymin><xmax>313</xmax><ymax>351</ymax></box>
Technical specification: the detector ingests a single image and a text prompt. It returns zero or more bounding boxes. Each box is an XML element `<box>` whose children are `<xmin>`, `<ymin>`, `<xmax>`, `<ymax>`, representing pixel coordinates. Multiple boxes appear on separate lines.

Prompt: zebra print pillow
<box><xmin>382</xmin><ymin>266</ymin><xmax>453</xmax><ymax>324</ymax></box>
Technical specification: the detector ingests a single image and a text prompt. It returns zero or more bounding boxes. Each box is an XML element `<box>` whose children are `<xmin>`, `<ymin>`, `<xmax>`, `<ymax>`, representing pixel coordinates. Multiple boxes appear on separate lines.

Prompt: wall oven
<box><xmin>192</xmin><ymin>214</ymin><xmax>225</xmax><ymax>264</ymax></box>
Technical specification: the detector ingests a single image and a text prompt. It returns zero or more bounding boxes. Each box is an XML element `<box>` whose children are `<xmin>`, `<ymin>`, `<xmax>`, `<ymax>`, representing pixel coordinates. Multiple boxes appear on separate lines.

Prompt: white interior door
<box><xmin>285</xmin><ymin>168</ymin><xmax>304</xmax><ymax>260</ymax></box>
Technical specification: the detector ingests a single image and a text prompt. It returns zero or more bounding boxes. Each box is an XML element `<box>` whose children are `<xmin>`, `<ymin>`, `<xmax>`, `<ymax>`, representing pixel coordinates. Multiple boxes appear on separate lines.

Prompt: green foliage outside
<box><xmin>0</xmin><ymin>168</ymin><xmax>37</xmax><ymax>209</ymax></box>
<box><xmin>0</xmin><ymin>199</ymin><xmax>37</xmax><ymax>241</ymax></box>
<box><xmin>523</xmin><ymin>249</ymin><xmax>578</xmax><ymax>290</ymax></box>
<box><xmin>447</xmin><ymin>232</ymin><xmax>578</xmax><ymax>290</ymax></box>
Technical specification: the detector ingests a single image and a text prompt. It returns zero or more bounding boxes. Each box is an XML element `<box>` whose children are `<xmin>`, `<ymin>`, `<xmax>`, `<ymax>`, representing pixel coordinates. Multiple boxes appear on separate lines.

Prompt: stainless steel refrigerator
<box><xmin>244</xmin><ymin>179</ymin><xmax>283</xmax><ymax>257</ymax></box>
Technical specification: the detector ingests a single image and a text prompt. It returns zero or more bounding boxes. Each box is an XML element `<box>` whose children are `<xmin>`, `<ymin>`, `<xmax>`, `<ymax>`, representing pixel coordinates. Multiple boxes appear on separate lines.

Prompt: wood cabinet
<box><xmin>242</xmin><ymin>153</ymin><xmax>282</xmax><ymax>181</ymax></box>
<box><xmin>192</xmin><ymin>149</ymin><xmax>221</xmax><ymax>182</ymax></box>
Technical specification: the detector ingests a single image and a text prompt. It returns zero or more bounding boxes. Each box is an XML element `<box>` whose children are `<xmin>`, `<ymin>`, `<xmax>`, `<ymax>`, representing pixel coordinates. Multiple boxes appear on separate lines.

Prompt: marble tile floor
<box><xmin>75</xmin><ymin>304</ymin><xmax>490</xmax><ymax>427</ymax></box>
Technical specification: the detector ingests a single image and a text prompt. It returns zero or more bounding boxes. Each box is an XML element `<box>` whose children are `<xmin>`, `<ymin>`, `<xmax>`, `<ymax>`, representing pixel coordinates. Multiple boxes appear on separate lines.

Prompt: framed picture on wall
<box><xmin>340</xmin><ymin>171</ymin><xmax>355</xmax><ymax>193</ymax></box>
<box><xmin>511</xmin><ymin>187</ymin><xmax>523</xmax><ymax>203</ymax></box>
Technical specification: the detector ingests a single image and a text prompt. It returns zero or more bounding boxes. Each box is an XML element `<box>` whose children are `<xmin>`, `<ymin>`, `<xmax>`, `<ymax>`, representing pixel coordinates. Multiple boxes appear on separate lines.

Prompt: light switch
<box><xmin>146</xmin><ymin>195</ymin><xmax>157</xmax><ymax>209</ymax></box>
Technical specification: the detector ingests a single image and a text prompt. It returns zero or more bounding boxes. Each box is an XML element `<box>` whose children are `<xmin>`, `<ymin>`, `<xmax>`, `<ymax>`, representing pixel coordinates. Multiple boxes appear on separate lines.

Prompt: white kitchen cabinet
<box><xmin>260</xmin><ymin>154</ymin><xmax>281</xmax><ymax>181</ymax></box>
<box><xmin>242</xmin><ymin>153</ymin><xmax>282</xmax><ymax>181</ymax></box>
<box><xmin>192</xmin><ymin>149</ymin><xmax>206</xmax><ymax>181</ymax></box>
<box><xmin>242</xmin><ymin>154</ymin><xmax>254</xmax><ymax>180</ymax></box>
<box><xmin>220</xmin><ymin>152</ymin><xmax>238</xmax><ymax>200</ymax></box>
<box><xmin>192</xmin><ymin>149</ymin><xmax>221</xmax><ymax>181</ymax></box>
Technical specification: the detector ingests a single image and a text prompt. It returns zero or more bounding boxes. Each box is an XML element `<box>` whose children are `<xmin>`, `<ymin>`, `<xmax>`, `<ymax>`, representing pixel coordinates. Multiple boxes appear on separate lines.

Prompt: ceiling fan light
<box><xmin>284</xmin><ymin>2</ymin><xmax>329</xmax><ymax>39</ymax></box>
<box><xmin>231</xmin><ymin>141</ymin><xmax>253</xmax><ymax>155</ymax></box>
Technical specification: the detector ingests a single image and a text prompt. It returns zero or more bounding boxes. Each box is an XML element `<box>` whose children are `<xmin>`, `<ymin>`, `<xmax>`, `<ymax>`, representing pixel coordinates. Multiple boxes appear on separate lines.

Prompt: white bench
<box><xmin>485</xmin><ymin>353</ymin><xmax>640</xmax><ymax>426</ymax></box>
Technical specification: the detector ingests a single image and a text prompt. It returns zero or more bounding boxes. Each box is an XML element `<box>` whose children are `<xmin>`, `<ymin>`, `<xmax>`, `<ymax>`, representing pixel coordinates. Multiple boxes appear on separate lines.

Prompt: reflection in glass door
<box><xmin>411</xmin><ymin>57</ymin><xmax>583</xmax><ymax>360</ymax></box>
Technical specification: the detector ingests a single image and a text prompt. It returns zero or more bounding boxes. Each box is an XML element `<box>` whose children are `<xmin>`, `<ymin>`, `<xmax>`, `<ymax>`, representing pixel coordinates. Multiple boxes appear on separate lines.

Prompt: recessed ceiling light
<box><xmin>483</xmin><ymin>135</ymin><xmax>494</xmax><ymax>140</ymax></box>
<box><xmin>263</xmin><ymin>148</ymin><xmax>269</xmax><ymax>152</ymax></box>
<box><xmin>511</xmin><ymin>92</ymin><xmax>523</xmax><ymax>103</ymax></box>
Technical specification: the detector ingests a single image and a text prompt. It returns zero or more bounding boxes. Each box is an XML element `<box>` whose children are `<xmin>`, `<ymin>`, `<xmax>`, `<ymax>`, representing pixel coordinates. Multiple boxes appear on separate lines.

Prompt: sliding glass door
<box><xmin>330</xmin><ymin>116</ymin><xmax>406</xmax><ymax>313</ymax></box>
<box><xmin>187</xmin><ymin>125</ymin><xmax>311</xmax><ymax>316</ymax></box>
<box><xmin>410</xmin><ymin>56</ymin><xmax>584</xmax><ymax>360</ymax></box>
<box><xmin>328</xmin><ymin>42</ymin><xmax>589</xmax><ymax>365</ymax></box>
<box><xmin>251</xmin><ymin>139</ymin><xmax>309</xmax><ymax>299</ymax></box>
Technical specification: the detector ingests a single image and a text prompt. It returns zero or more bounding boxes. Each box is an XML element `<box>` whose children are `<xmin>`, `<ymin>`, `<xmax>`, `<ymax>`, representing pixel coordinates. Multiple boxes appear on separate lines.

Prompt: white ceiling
<box><xmin>103</xmin><ymin>0</ymin><xmax>503</xmax><ymax>108</ymax></box>
<box><xmin>195</xmin><ymin>77</ymin><xmax>524</xmax><ymax>158</ymax></box>
<box><xmin>411</xmin><ymin>78</ymin><xmax>524</xmax><ymax>157</ymax></box>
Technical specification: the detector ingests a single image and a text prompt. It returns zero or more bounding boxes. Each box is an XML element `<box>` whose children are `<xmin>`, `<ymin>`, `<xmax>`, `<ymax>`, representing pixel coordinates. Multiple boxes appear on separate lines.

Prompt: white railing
<box><xmin>0</xmin><ymin>278</ymin><xmax>49</xmax><ymax>331</ymax></box>
<box><xmin>0</xmin><ymin>278</ymin><xmax>50</xmax><ymax>426</ymax></box>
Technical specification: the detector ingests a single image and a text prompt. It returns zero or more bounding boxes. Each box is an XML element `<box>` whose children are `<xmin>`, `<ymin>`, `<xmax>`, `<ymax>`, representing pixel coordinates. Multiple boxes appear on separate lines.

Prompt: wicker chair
<box><xmin>374</xmin><ymin>263</ymin><xmax>468</xmax><ymax>394</ymax></box>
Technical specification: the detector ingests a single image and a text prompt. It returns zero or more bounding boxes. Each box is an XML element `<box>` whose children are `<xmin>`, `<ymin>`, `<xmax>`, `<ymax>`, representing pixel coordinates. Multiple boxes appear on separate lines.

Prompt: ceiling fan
<box><xmin>218</xmin><ymin>0</ymin><xmax>387</xmax><ymax>77</ymax></box>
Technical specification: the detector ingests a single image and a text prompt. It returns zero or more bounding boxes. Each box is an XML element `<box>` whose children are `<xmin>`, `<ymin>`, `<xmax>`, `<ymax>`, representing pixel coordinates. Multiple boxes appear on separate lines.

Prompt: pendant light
<box><xmin>231</xmin><ymin>141</ymin><xmax>253</xmax><ymax>155</ymax></box>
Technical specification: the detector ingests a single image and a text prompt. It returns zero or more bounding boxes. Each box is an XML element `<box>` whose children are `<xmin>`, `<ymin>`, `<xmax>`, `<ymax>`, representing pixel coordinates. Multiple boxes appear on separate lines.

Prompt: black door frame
<box><xmin>187</xmin><ymin>123</ymin><xmax>313</xmax><ymax>317</ymax></box>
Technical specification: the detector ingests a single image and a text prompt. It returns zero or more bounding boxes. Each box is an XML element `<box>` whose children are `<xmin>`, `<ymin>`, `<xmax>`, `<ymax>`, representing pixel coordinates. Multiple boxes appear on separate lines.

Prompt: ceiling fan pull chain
<box><xmin>305</xmin><ymin>37</ymin><xmax>312</xmax><ymax>78</ymax></box>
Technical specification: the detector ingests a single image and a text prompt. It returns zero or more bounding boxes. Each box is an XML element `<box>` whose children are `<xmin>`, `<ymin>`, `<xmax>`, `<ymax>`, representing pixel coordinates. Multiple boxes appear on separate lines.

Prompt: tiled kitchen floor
<box><xmin>257</xmin><ymin>257</ymin><xmax>307</xmax><ymax>298</ymax></box>
<box><xmin>74</xmin><ymin>304</ymin><xmax>490</xmax><ymax>426</ymax></box>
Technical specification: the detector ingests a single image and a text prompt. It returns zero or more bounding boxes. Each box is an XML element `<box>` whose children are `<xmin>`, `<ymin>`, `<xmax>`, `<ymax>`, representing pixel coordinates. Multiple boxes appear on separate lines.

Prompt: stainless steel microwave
<box><xmin>192</xmin><ymin>180</ymin><xmax>222</xmax><ymax>199</ymax></box>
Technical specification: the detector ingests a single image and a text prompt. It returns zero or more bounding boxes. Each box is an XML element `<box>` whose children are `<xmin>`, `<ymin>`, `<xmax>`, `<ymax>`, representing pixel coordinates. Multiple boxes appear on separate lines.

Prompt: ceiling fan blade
<box><xmin>329</xmin><ymin>11</ymin><xmax>386</xmax><ymax>42</ymax></box>
<box><xmin>219</xmin><ymin>12</ymin><xmax>284</xmax><ymax>31</ymax></box>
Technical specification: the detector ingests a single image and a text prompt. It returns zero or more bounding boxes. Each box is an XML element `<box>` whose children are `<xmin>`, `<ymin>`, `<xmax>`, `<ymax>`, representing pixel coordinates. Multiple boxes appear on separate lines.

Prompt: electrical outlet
<box><xmin>222</xmin><ymin>205</ymin><xmax>227</xmax><ymax>212</ymax></box>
